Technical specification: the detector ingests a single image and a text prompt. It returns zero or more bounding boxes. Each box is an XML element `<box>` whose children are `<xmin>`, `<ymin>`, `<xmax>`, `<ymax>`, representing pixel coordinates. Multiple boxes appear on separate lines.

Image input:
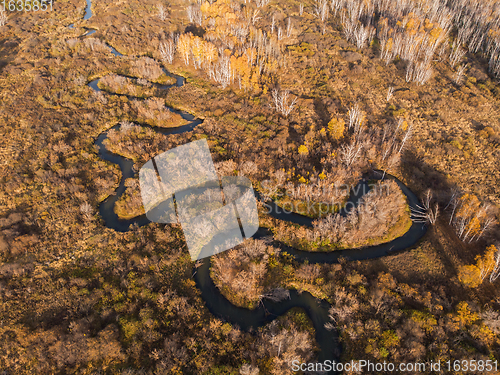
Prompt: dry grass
<box><xmin>0</xmin><ymin>0</ymin><xmax>500</xmax><ymax>372</ymax></box>
<box><xmin>271</xmin><ymin>180</ymin><xmax>412</xmax><ymax>251</ymax></box>
<box><xmin>114</xmin><ymin>178</ymin><xmax>144</xmax><ymax>219</ymax></box>
<box><xmin>98</xmin><ymin>74</ymin><xmax>158</xmax><ymax>97</ymax></box>
<box><xmin>210</xmin><ymin>239</ymin><xmax>280</xmax><ymax>309</ymax></box>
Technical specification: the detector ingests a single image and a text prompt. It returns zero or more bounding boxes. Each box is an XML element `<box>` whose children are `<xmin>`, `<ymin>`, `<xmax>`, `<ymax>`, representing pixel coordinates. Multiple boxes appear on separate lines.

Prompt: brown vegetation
<box><xmin>1</xmin><ymin>0</ymin><xmax>500</xmax><ymax>372</ymax></box>
<box><xmin>211</xmin><ymin>239</ymin><xmax>280</xmax><ymax>309</ymax></box>
<box><xmin>272</xmin><ymin>179</ymin><xmax>412</xmax><ymax>250</ymax></box>
<box><xmin>103</xmin><ymin>121</ymin><xmax>170</xmax><ymax>164</ymax></box>
<box><xmin>131</xmin><ymin>97</ymin><xmax>188</xmax><ymax>128</ymax></box>
<box><xmin>114</xmin><ymin>178</ymin><xmax>145</xmax><ymax>219</ymax></box>
<box><xmin>98</xmin><ymin>74</ymin><xmax>158</xmax><ymax>97</ymax></box>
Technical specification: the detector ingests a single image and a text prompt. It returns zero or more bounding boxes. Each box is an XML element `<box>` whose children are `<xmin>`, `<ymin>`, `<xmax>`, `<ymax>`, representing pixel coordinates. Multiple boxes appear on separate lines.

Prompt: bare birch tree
<box><xmin>453</xmin><ymin>65</ymin><xmax>467</xmax><ymax>85</ymax></box>
<box><xmin>271</xmin><ymin>88</ymin><xmax>297</xmax><ymax>117</ymax></box>
<box><xmin>209</xmin><ymin>55</ymin><xmax>233</xmax><ymax>88</ymax></box>
<box><xmin>406</xmin><ymin>61</ymin><xmax>433</xmax><ymax>85</ymax></box>
<box><xmin>348</xmin><ymin>104</ymin><xmax>364</xmax><ymax>134</ymax></box>
<box><xmin>490</xmin><ymin>249</ymin><xmax>500</xmax><ymax>283</ymax></box>
<box><xmin>159</xmin><ymin>39</ymin><xmax>176</xmax><ymax>64</ymax></box>
<box><xmin>340</xmin><ymin>142</ymin><xmax>362</xmax><ymax>167</ymax></box>
<box><xmin>187</xmin><ymin>3</ymin><xmax>203</xmax><ymax>26</ymax></box>
<box><xmin>449</xmin><ymin>42</ymin><xmax>466</xmax><ymax>68</ymax></box>
<box><xmin>0</xmin><ymin>7</ymin><xmax>7</xmax><ymax>27</ymax></box>
<box><xmin>80</xmin><ymin>202</ymin><xmax>94</xmax><ymax>221</ymax></box>
<box><xmin>397</xmin><ymin>122</ymin><xmax>413</xmax><ymax>153</ymax></box>
<box><xmin>255</xmin><ymin>0</ymin><xmax>270</xmax><ymax>8</ymax></box>
<box><xmin>353</xmin><ymin>24</ymin><xmax>375</xmax><ymax>49</ymax></box>
<box><xmin>251</xmin><ymin>9</ymin><xmax>261</xmax><ymax>25</ymax></box>
<box><xmin>314</xmin><ymin>0</ymin><xmax>329</xmax><ymax>34</ymax></box>
<box><xmin>157</xmin><ymin>4</ymin><xmax>168</xmax><ymax>21</ymax></box>
<box><xmin>446</xmin><ymin>189</ymin><xmax>460</xmax><ymax>225</ymax></box>
<box><xmin>411</xmin><ymin>190</ymin><xmax>439</xmax><ymax>224</ymax></box>
<box><xmin>386</xmin><ymin>86</ymin><xmax>394</xmax><ymax>101</ymax></box>
<box><xmin>286</xmin><ymin>18</ymin><xmax>293</xmax><ymax>38</ymax></box>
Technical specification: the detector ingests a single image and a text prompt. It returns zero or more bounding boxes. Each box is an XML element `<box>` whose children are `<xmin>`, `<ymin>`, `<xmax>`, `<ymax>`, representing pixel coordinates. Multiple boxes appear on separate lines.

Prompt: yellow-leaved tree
<box><xmin>476</xmin><ymin>245</ymin><xmax>498</xmax><ymax>280</ymax></box>
<box><xmin>298</xmin><ymin>144</ymin><xmax>309</xmax><ymax>156</ymax></box>
<box><xmin>458</xmin><ymin>265</ymin><xmax>482</xmax><ymax>288</ymax></box>
<box><xmin>452</xmin><ymin>193</ymin><xmax>493</xmax><ymax>242</ymax></box>
<box><xmin>328</xmin><ymin>117</ymin><xmax>345</xmax><ymax>140</ymax></box>
<box><xmin>177</xmin><ymin>33</ymin><xmax>192</xmax><ymax>65</ymax></box>
<box><xmin>458</xmin><ymin>245</ymin><xmax>498</xmax><ymax>288</ymax></box>
<box><xmin>230</xmin><ymin>55</ymin><xmax>252</xmax><ymax>90</ymax></box>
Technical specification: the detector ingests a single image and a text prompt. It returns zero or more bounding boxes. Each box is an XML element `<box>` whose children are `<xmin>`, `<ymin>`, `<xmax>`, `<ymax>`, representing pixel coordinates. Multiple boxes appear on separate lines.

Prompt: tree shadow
<box><xmin>0</xmin><ymin>38</ymin><xmax>20</xmax><ymax>74</ymax></box>
<box><xmin>400</xmin><ymin>148</ymin><xmax>496</xmax><ymax>265</ymax></box>
<box><xmin>184</xmin><ymin>25</ymin><xmax>205</xmax><ymax>38</ymax></box>
<box><xmin>313</xmin><ymin>97</ymin><xmax>331</xmax><ymax>127</ymax></box>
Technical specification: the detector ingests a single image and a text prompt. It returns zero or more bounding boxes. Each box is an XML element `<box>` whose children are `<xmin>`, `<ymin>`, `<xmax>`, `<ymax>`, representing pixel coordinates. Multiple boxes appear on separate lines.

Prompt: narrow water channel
<box><xmin>91</xmin><ymin>72</ymin><xmax>426</xmax><ymax>370</ymax></box>
<box><xmin>79</xmin><ymin>0</ymin><xmax>428</xmax><ymax>369</ymax></box>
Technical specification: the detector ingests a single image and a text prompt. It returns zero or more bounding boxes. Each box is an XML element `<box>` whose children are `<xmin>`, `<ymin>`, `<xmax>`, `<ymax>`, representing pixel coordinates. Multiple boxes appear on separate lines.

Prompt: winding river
<box><xmin>76</xmin><ymin>0</ymin><xmax>428</xmax><ymax>370</ymax></box>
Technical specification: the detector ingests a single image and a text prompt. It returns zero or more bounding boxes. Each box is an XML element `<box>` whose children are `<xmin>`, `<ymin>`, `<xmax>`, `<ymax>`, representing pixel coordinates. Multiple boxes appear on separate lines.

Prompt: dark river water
<box><xmin>90</xmin><ymin>72</ymin><xmax>426</xmax><ymax>370</ymax></box>
<box><xmin>81</xmin><ymin>2</ymin><xmax>427</xmax><ymax>370</ymax></box>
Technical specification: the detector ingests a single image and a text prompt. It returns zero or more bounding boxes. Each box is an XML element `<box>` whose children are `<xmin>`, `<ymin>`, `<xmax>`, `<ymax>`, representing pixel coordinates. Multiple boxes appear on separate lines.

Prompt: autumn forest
<box><xmin>1</xmin><ymin>0</ymin><xmax>500</xmax><ymax>373</ymax></box>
